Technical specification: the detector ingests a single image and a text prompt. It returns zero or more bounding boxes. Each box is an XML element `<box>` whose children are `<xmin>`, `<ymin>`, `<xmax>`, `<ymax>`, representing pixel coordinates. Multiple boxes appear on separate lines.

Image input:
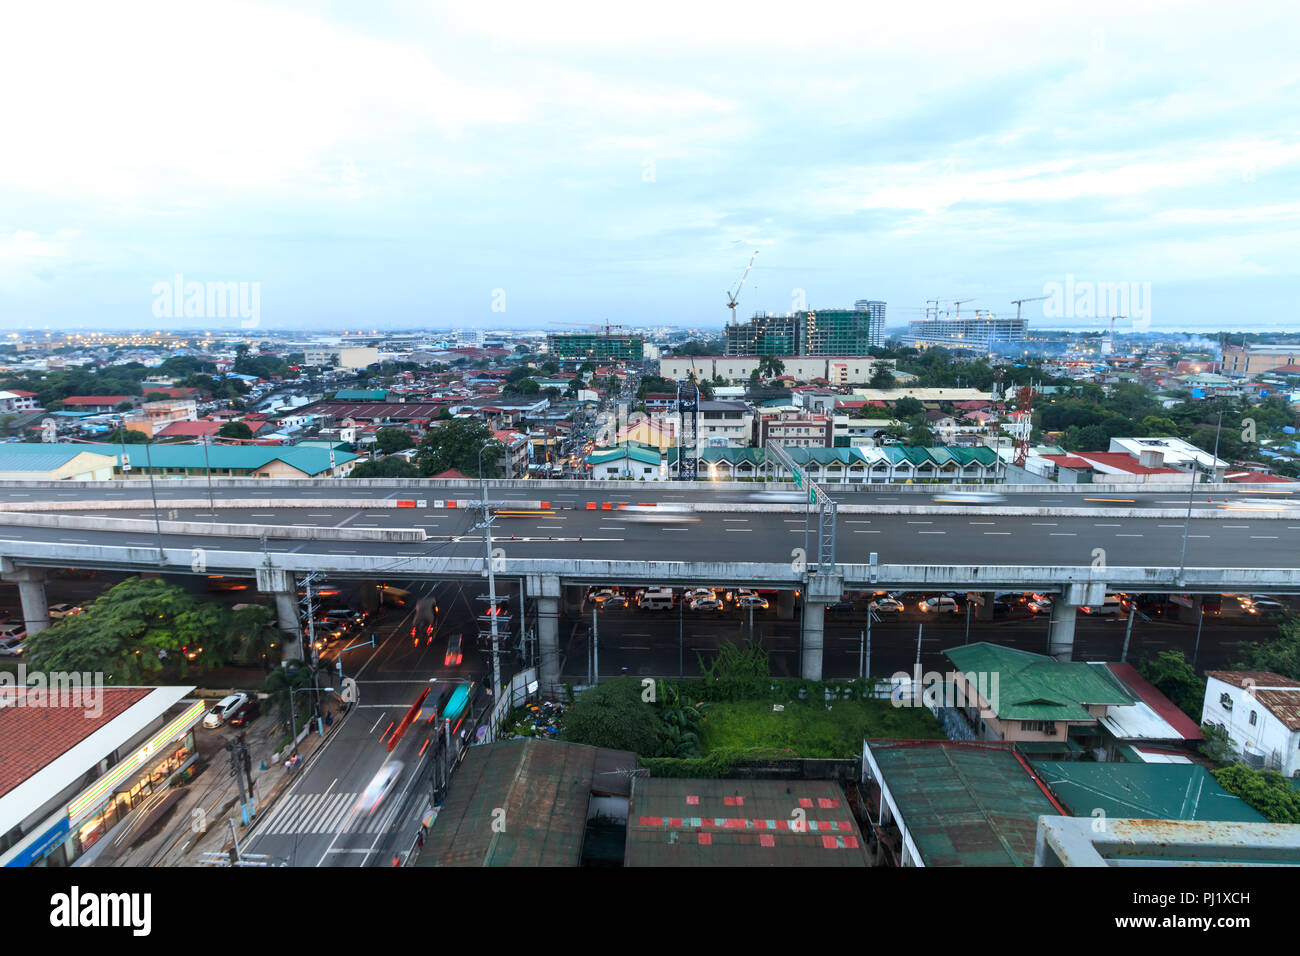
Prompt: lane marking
<box><xmin>1031</xmin><ymin>522</ymin><xmax>1057</xmax><ymax>527</ymax></box>
<box><xmin>983</xmin><ymin>532</ymin><xmax>1011</xmax><ymax>535</ymax></box>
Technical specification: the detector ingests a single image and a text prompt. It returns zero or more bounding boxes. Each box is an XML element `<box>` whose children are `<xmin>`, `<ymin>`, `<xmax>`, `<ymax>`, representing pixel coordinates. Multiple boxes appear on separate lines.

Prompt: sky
<box><xmin>1</xmin><ymin>0</ymin><xmax>1298</xmax><ymax>334</ymax></box>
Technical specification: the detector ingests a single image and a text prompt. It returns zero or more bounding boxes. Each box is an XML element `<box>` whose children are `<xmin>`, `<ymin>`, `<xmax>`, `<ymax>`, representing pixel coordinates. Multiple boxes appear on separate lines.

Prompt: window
<box><xmin>1220</xmin><ymin>693</ymin><xmax>1233</xmax><ymax>711</ymax></box>
<box><xmin>1250</xmin><ymin>710</ymin><xmax>1258</xmax><ymax>726</ymax></box>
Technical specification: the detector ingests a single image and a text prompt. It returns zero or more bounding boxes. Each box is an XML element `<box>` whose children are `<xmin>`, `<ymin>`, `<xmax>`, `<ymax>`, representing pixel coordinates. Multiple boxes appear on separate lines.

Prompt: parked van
<box><xmin>639</xmin><ymin>588</ymin><xmax>675</xmax><ymax>611</ymax></box>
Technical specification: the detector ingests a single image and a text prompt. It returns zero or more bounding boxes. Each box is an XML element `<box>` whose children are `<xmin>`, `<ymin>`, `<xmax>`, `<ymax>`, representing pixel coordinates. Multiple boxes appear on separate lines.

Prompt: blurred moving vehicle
<box><xmin>684</xmin><ymin>588</ymin><xmax>716</xmax><ymax>603</ymax></box>
<box><xmin>47</xmin><ymin>603</ymin><xmax>82</xmax><ymax>620</ymax></box>
<box><xmin>1080</xmin><ymin>596</ymin><xmax>1124</xmax><ymax>616</ymax></box>
<box><xmin>444</xmin><ymin>633</ymin><xmax>464</xmax><ymax>667</ymax></box>
<box><xmin>919</xmin><ymin>596</ymin><xmax>959</xmax><ymax>614</ymax></box>
<box><xmin>357</xmin><ymin>761</ymin><xmax>404</xmax><ymax>814</ymax></box>
<box><xmin>227</xmin><ymin>698</ymin><xmax>261</xmax><ymax>728</ymax></box>
<box><xmin>689</xmin><ymin>597</ymin><xmax>724</xmax><ymax>613</ymax></box>
<box><xmin>638</xmin><ymin>588</ymin><xmax>675</xmax><ymax>611</ymax></box>
<box><xmin>825</xmin><ymin>600</ymin><xmax>858</xmax><ymax>614</ymax></box>
<box><xmin>1027</xmin><ymin>598</ymin><xmax>1053</xmax><ymax>615</ymax></box>
<box><xmin>869</xmin><ymin>597</ymin><xmax>903</xmax><ymax>614</ymax></box>
<box><xmin>931</xmin><ymin>492</ymin><xmax>1006</xmax><ymax>504</ymax></box>
<box><xmin>736</xmin><ymin>595</ymin><xmax>769</xmax><ymax>610</ymax></box>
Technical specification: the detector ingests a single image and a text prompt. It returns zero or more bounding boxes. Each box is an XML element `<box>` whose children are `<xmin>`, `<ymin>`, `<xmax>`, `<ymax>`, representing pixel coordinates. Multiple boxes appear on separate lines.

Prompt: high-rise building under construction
<box><xmin>724</xmin><ymin>308</ymin><xmax>875</xmax><ymax>356</ymax></box>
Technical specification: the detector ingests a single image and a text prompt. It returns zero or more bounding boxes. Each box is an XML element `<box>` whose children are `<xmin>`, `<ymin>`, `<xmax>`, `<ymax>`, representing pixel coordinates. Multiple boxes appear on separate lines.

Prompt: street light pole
<box><xmin>478</xmin><ymin>444</ymin><xmax>502</xmax><ymax>703</ymax></box>
<box><xmin>202</xmin><ymin>433</ymin><xmax>216</xmax><ymax>520</ymax></box>
<box><xmin>1176</xmin><ymin>453</ymin><xmax>1199</xmax><ymax>586</ymax></box>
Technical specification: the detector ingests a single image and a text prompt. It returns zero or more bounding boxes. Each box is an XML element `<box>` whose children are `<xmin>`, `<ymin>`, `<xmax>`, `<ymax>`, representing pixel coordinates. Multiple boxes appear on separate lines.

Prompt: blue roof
<box><xmin>0</xmin><ymin>444</ymin><xmax>117</xmax><ymax>471</ymax></box>
<box><xmin>22</xmin><ymin>442</ymin><xmax>357</xmax><ymax>476</ymax></box>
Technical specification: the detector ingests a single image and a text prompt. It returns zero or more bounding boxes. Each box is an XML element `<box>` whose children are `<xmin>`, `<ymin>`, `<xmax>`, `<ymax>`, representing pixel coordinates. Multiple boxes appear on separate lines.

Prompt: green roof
<box><xmin>587</xmin><ymin>443</ymin><xmax>661</xmax><ymax>467</ymax></box>
<box><xmin>0</xmin><ymin>444</ymin><xmax>117</xmax><ymax>471</ymax></box>
<box><xmin>944</xmin><ymin>642</ymin><xmax>1133</xmax><ymax>722</ymax></box>
<box><xmin>1034</xmin><ymin>762</ymin><xmax>1267</xmax><ymax>823</ymax></box>
<box><xmin>63</xmin><ymin>442</ymin><xmax>358</xmax><ymax>476</ymax></box>
<box><xmin>866</xmin><ymin>741</ymin><xmax>1060</xmax><ymax>866</ymax></box>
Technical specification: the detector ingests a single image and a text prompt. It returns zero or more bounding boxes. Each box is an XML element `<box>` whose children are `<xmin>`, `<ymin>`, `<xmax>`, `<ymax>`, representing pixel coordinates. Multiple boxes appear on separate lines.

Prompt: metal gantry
<box><xmin>766</xmin><ymin>441</ymin><xmax>837</xmax><ymax>572</ymax></box>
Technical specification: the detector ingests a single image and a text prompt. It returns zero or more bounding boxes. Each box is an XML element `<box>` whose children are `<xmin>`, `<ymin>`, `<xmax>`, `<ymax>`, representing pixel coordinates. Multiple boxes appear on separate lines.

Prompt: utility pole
<box><xmin>478</xmin><ymin>444</ymin><xmax>502</xmax><ymax>703</ymax></box>
<box><xmin>1121</xmin><ymin>606</ymin><xmax>1135</xmax><ymax>663</ymax></box>
<box><xmin>592</xmin><ymin>605</ymin><xmax>599</xmax><ymax>685</ymax></box>
<box><xmin>915</xmin><ymin>624</ymin><xmax>923</xmax><ymax>667</ymax></box>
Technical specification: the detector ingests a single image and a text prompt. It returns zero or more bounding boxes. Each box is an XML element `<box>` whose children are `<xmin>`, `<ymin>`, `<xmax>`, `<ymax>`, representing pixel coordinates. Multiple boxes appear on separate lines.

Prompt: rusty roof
<box><xmin>418</xmin><ymin>738</ymin><xmax>599</xmax><ymax>867</ymax></box>
<box><xmin>624</xmin><ymin>778</ymin><xmax>868</xmax><ymax>867</ymax></box>
<box><xmin>1206</xmin><ymin>671</ymin><xmax>1300</xmax><ymax>731</ymax></box>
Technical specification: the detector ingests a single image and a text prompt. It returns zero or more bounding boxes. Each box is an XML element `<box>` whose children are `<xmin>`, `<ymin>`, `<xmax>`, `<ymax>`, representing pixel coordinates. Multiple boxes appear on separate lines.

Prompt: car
<box><xmin>825</xmin><ymin>600</ymin><xmax>857</xmax><ymax>614</ymax></box>
<box><xmin>869</xmin><ymin>598</ymin><xmax>904</xmax><ymax>614</ymax></box>
<box><xmin>638</xmin><ymin>588</ymin><xmax>675</xmax><ymax>611</ymax></box>
<box><xmin>588</xmin><ymin>588</ymin><xmax>622</xmax><ymax>606</ymax></box>
<box><xmin>1244</xmin><ymin>599</ymin><xmax>1287</xmax><ymax>617</ymax></box>
<box><xmin>203</xmin><ymin>693</ymin><xmax>250</xmax><ymax>729</ymax></box>
<box><xmin>357</xmin><ymin>761</ymin><xmax>404</xmax><ymax>814</ymax></box>
<box><xmin>1027</xmin><ymin>598</ymin><xmax>1053</xmax><ymax>615</ymax></box>
<box><xmin>689</xmin><ymin>597</ymin><xmax>724</xmax><ymax>613</ymax></box>
<box><xmin>725</xmin><ymin>588</ymin><xmax>760</xmax><ymax>604</ymax></box>
<box><xmin>1201</xmin><ymin>598</ymin><xmax>1222</xmax><ymax>616</ymax></box>
<box><xmin>1080</xmin><ymin>596</ymin><xmax>1124</xmax><ymax>616</ymax></box>
<box><xmin>324</xmin><ymin>609</ymin><xmax>365</xmax><ymax>627</ymax></box>
<box><xmin>919</xmin><ymin>596</ymin><xmax>959</xmax><ymax>614</ymax></box>
<box><xmin>444</xmin><ymin>633</ymin><xmax>464</xmax><ymax>667</ymax></box>
<box><xmin>683</xmin><ymin>588</ymin><xmax>716</xmax><ymax>603</ymax></box>
<box><xmin>47</xmin><ymin>603</ymin><xmax>82</xmax><ymax>620</ymax></box>
<box><xmin>0</xmin><ymin>636</ymin><xmax>26</xmax><ymax>657</ymax></box>
<box><xmin>226</xmin><ymin>698</ymin><xmax>261</xmax><ymax>728</ymax></box>
<box><xmin>736</xmin><ymin>595</ymin><xmax>769</xmax><ymax>610</ymax></box>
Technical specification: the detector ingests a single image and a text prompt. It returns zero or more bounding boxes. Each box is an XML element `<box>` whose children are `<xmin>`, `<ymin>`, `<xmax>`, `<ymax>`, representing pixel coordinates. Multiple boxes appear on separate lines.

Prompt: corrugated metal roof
<box><xmin>1205</xmin><ymin>671</ymin><xmax>1300</xmax><ymax>730</ymax></box>
<box><xmin>0</xmin><ymin>445</ymin><xmax>116</xmax><ymax>472</ymax></box>
<box><xmin>945</xmin><ymin>642</ymin><xmax>1132</xmax><ymax>722</ymax></box>
<box><xmin>867</xmin><ymin>740</ymin><xmax>1061</xmax><ymax>866</ymax></box>
<box><xmin>418</xmin><ymin>739</ymin><xmax>597</xmax><ymax>867</ymax></box>
<box><xmin>1033</xmin><ymin>762</ymin><xmax>1267</xmax><ymax>823</ymax></box>
<box><xmin>624</xmin><ymin>778</ymin><xmax>868</xmax><ymax>867</ymax></box>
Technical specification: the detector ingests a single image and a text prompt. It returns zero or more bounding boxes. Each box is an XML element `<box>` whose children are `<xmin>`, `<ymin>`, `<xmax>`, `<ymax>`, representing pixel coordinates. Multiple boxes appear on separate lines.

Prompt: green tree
<box><xmin>562</xmin><ymin>676</ymin><xmax>665</xmax><ymax>755</ymax></box>
<box><xmin>869</xmin><ymin>365</ymin><xmax>896</xmax><ymax>389</ymax></box>
<box><xmin>1137</xmin><ymin>649</ymin><xmax>1203</xmax><ymax>719</ymax></box>
<box><xmin>758</xmin><ymin>355</ymin><xmax>786</xmax><ymax>380</ymax></box>
<box><xmin>1212</xmin><ymin>764</ymin><xmax>1300</xmax><ymax>823</ymax></box>
<box><xmin>224</xmin><ymin>604</ymin><xmax>283</xmax><ymax>667</ymax></box>
<box><xmin>104</xmin><ymin>428</ymin><xmax>150</xmax><ymax>444</ymax></box>
<box><xmin>894</xmin><ymin>396</ymin><xmax>924</xmax><ymax>418</ymax></box>
<box><xmin>348</xmin><ymin>457</ymin><xmax>420</xmax><ymax>479</ymax></box>
<box><xmin>374</xmin><ymin>427</ymin><xmax>415</xmax><ymax>455</ymax></box>
<box><xmin>218</xmin><ymin>421</ymin><xmax>254</xmax><ymax>440</ymax></box>
<box><xmin>503</xmin><ymin>377</ymin><xmax>540</xmax><ymax>396</ymax></box>
<box><xmin>415</xmin><ymin>418</ymin><xmax>502</xmax><ymax>477</ymax></box>
<box><xmin>1235</xmin><ymin>614</ymin><xmax>1300</xmax><ymax>680</ymax></box>
<box><xmin>25</xmin><ymin>577</ymin><xmax>230</xmax><ymax>681</ymax></box>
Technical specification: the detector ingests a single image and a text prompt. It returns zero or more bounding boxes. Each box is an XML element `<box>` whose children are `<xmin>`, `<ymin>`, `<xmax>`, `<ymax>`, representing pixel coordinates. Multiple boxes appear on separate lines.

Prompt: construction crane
<box><xmin>952</xmin><ymin>299</ymin><xmax>974</xmax><ymax>318</ymax></box>
<box><xmin>1011</xmin><ymin>295</ymin><xmax>1049</xmax><ymax>321</ymax></box>
<box><xmin>726</xmin><ymin>250</ymin><xmax>759</xmax><ymax>324</ymax></box>
<box><xmin>549</xmin><ymin>320</ymin><xmax>627</xmax><ymax>338</ymax></box>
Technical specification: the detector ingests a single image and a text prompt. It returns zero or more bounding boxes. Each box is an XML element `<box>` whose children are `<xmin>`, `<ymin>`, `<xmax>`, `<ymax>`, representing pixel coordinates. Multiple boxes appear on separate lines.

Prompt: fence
<box><xmin>481</xmin><ymin>667</ymin><xmax>539</xmax><ymax>742</ymax></box>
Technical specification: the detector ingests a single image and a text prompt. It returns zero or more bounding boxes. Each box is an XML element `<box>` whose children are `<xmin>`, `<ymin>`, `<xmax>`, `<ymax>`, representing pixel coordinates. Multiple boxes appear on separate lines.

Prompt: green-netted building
<box><xmin>546</xmin><ymin>334</ymin><xmax>645</xmax><ymax>362</ymax></box>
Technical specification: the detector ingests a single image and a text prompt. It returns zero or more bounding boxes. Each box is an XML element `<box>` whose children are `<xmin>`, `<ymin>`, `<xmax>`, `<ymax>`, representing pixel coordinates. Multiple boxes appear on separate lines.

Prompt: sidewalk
<box><xmin>100</xmin><ymin>698</ymin><xmax>346</xmax><ymax>867</ymax></box>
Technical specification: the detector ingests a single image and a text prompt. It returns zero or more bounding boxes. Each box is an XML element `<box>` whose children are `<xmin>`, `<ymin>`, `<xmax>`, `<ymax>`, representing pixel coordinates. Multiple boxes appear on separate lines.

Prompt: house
<box><xmin>1201</xmin><ymin>671</ymin><xmax>1300</xmax><ymax>776</ymax></box>
<box><xmin>585</xmin><ymin>443</ymin><xmax>666</xmax><ymax>480</ymax></box>
<box><xmin>0</xmin><ymin>445</ymin><xmax>118</xmax><ymax>481</ymax></box>
<box><xmin>58</xmin><ymin>395</ymin><xmax>136</xmax><ymax>414</ymax></box>
<box><xmin>492</xmin><ymin>429</ymin><xmax>531</xmax><ymax>479</ymax></box>
<box><xmin>0</xmin><ymin>390</ymin><xmax>40</xmax><ymax>413</ymax></box>
<box><xmin>752</xmin><ymin>411</ymin><xmax>833</xmax><ymax>448</ymax></box>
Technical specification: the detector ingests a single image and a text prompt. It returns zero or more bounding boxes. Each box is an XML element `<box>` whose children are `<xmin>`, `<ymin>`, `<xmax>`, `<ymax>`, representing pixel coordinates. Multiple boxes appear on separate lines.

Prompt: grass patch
<box><xmin>699</xmin><ymin>699</ymin><xmax>944</xmax><ymax>759</ymax></box>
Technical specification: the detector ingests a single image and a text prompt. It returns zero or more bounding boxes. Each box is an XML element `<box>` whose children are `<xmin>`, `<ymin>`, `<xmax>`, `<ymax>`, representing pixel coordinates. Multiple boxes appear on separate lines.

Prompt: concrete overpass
<box><xmin>2</xmin><ymin>477</ymin><xmax>1298</xmax><ymax>687</ymax></box>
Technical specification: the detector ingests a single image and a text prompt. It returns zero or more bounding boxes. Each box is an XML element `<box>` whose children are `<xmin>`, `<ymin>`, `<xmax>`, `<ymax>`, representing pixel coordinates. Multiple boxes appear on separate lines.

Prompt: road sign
<box><xmin>809</xmin><ymin>486</ymin><xmax>817</xmax><ymax>505</ymax></box>
<box><xmin>792</xmin><ymin>468</ymin><xmax>803</xmax><ymax>489</ymax></box>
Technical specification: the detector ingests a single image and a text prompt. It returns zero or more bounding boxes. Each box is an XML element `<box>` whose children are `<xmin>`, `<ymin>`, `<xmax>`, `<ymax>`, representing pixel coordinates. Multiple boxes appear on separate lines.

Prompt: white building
<box><xmin>1108</xmin><ymin>437</ymin><xmax>1229</xmax><ymax>478</ymax></box>
<box><xmin>1201</xmin><ymin>671</ymin><xmax>1300</xmax><ymax>777</ymax></box>
<box><xmin>659</xmin><ymin>355</ymin><xmax>887</xmax><ymax>386</ymax></box>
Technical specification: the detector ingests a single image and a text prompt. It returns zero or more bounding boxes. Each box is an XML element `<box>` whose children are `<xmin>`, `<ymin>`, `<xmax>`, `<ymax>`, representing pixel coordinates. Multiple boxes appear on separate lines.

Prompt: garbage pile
<box><xmin>501</xmin><ymin>699</ymin><xmax>566</xmax><ymax>738</ymax></box>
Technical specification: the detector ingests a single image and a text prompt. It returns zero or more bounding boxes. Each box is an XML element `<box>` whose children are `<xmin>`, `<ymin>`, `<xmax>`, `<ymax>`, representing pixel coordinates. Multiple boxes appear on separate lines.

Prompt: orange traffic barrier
<box><xmin>586</xmin><ymin>502</ymin><xmax>597</xmax><ymax>510</ymax></box>
<box><xmin>447</xmin><ymin>500</ymin><xmax>458</xmax><ymax>508</ymax></box>
<box><xmin>601</xmin><ymin>502</ymin><xmax>612</xmax><ymax>510</ymax></box>
<box><xmin>540</xmin><ymin>501</ymin><xmax>550</xmax><ymax>509</ymax></box>
<box><xmin>397</xmin><ymin>500</ymin><xmax>415</xmax><ymax>508</ymax></box>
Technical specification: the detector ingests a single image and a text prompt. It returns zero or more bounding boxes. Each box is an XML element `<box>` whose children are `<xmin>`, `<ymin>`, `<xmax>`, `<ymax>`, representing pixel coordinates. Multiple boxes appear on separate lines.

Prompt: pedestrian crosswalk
<box><xmin>257</xmin><ymin>791</ymin><xmax>403</xmax><ymax>836</ymax></box>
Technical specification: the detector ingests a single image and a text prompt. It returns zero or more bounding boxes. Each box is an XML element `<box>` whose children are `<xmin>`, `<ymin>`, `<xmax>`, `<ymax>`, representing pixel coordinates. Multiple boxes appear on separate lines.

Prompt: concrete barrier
<box><xmin>0</xmin><ymin>511</ymin><xmax>427</xmax><ymax>543</ymax></box>
<box><xmin>689</xmin><ymin>502</ymin><xmax>1293</xmax><ymax>520</ymax></box>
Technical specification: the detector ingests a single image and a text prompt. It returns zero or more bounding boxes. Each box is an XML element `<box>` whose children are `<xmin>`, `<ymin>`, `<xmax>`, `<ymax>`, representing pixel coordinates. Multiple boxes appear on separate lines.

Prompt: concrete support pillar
<box><xmin>777</xmin><ymin>589</ymin><xmax>796</xmax><ymax>621</ymax></box>
<box><xmin>801</xmin><ymin>600</ymin><xmax>825</xmax><ymax>681</ymax></box>
<box><xmin>1048</xmin><ymin>599</ymin><xmax>1077</xmax><ymax>662</ymax></box>
<box><xmin>3</xmin><ymin>566</ymin><xmax>50</xmax><ymax>637</ymax></box>
<box><xmin>359</xmin><ymin>581</ymin><xmax>379</xmax><ymax>612</ymax></box>
<box><xmin>977</xmin><ymin>592</ymin><xmax>995</xmax><ymax>621</ymax></box>
<box><xmin>562</xmin><ymin>585</ymin><xmax>583</xmax><ymax>616</ymax></box>
<box><xmin>257</xmin><ymin>567</ymin><xmax>303</xmax><ymax>663</ymax></box>
<box><xmin>530</xmin><ymin>574</ymin><xmax>563</xmax><ymax>695</ymax></box>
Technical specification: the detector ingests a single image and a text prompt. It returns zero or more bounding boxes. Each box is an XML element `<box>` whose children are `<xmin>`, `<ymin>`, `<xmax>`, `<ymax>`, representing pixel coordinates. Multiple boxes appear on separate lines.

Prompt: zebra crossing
<box><xmin>258</xmin><ymin>790</ymin><xmax>403</xmax><ymax>836</ymax></box>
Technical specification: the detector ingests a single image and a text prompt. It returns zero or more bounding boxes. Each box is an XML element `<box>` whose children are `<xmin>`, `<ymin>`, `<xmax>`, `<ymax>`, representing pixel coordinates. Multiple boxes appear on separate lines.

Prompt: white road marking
<box><xmin>1116</xmin><ymin>533</ymin><xmax>1143</xmax><ymax>537</ymax></box>
<box><xmin>917</xmin><ymin>531</ymin><xmax>946</xmax><ymax>535</ymax></box>
<box><xmin>1094</xmin><ymin>523</ymin><xmax>1121</xmax><ymax>527</ymax></box>
<box><xmin>1050</xmin><ymin>533</ymin><xmax>1077</xmax><ymax>536</ymax></box>
<box><xmin>983</xmin><ymin>532</ymin><xmax>1011</xmax><ymax>535</ymax></box>
<box><xmin>1031</xmin><ymin>522</ymin><xmax>1057</xmax><ymax>527</ymax></box>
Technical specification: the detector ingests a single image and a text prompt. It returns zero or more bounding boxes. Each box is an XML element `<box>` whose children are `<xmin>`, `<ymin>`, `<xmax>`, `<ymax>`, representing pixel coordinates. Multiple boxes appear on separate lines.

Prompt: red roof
<box><xmin>1044</xmin><ymin>455</ymin><xmax>1094</xmax><ymax>470</ymax></box>
<box><xmin>1226</xmin><ymin>470</ymin><xmax>1297</xmax><ymax>483</ymax></box>
<box><xmin>431</xmin><ymin>468</ymin><xmax>467</xmax><ymax>479</ymax></box>
<box><xmin>1045</xmin><ymin>451</ymin><xmax>1182</xmax><ymax>476</ymax></box>
<box><xmin>60</xmin><ymin>395</ymin><xmax>132</xmax><ymax>406</ymax></box>
<box><xmin>156</xmin><ymin>421</ymin><xmax>223</xmax><ymax>438</ymax></box>
<box><xmin>0</xmin><ymin>687</ymin><xmax>152</xmax><ymax>798</ymax></box>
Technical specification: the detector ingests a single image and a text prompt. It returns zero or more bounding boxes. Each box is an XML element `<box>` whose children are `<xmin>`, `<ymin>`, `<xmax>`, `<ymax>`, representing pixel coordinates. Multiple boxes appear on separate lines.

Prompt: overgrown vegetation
<box><xmin>1137</xmin><ymin>649</ymin><xmax>1204</xmax><ymax>720</ymax></box>
<box><xmin>1212</xmin><ymin>764</ymin><xmax>1300</xmax><ymax>824</ymax></box>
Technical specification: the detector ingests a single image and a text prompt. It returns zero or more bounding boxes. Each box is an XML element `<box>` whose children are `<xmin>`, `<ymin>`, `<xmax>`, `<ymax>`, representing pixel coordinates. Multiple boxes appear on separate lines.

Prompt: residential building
<box><xmin>1222</xmin><ymin>343</ymin><xmax>1300</xmax><ymax>377</ymax></box>
<box><xmin>854</xmin><ymin>299</ymin><xmax>887</xmax><ymax>348</ymax></box>
<box><xmin>753</xmin><ymin>412</ymin><xmax>833</xmax><ymax>448</ymax></box>
<box><xmin>0</xmin><ymin>390</ymin><xmax>40</xmax><ymax>413</ymax></box>
<box><xmin>659</xmin><ymin>355</ymin><xmax>888</xmax><ymax>386</ymax></box>
<box><xmin>695</xmin><ymin>400</ymin><xmax>752</xmax><ymax>448</ymax></box>
<box><xmin>1202</xmin><ymin>671</ymin><xmax>1300</xmax><ymax>776</ymax></box>
<box><xmin>58</xmin><ymin>396</ymin><xmax>136</xmax><ymax>414</ymax></box>
<box><xmin>585</xmin><ymin>443</ymin><xmax>666</xmax><ymax>480</ymax></box>
<box><xmin>724</xmin><ymin>309</ymin><xmax>874</xmax><ymax>357</ymax></box>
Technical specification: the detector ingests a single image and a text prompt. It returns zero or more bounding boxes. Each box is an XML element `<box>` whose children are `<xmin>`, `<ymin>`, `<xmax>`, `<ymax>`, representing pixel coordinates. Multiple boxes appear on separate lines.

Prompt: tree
<box><xmin>415</xmin><ymin>418</ymin><xmax>502</xmax><ymax>477</ymax></box>
<box><xmin>894</xmin><ymin>396</ymin><xmax>924</xmax><ymax>418</ymax></box>
<box><xmin>218</xmin><ymin>421</ymin><xmax>253</xmax><ymax>440</ymax></box>
<box><xmin>1137</xmin><ymin>649</ymin><xmax>1203</xmax><ymax>719</ymax></box>
<box><xmin>104</xmin><ymin>428</ymin><xmax>150</xmax><ymax>444</ymax></box>
<box><xmin>347</xmin><ymin>457</ymin><xmax>420</xmax><ymax>479</ymax></box>
<box><xmin>503</xmin><ymin>377</ymin><xmax>540</xmax><ymax>396</ymax></box>
<box><xmin>561</xmin><ymin>676</ymin><xmax>665</xmax><ymax>755</ymax></box>
<box><xmin>1212</xmin><ymin>764</ymin><xmax>1300</xmax><ymax>823</ymax></box>
<box><xmin>225</xmin><ymin>604</ymin><xmax>282</xmax><ymax>668</ymax></box>
<box><xmin>374</xmin><ymin>427</ymin><xmax>414</xmax><ymax>455</ymax></box>
<box><xmin>24</xmin><ymin>577</ymin><xmax>231</xmax><ymax>681</ymax></box>
<box><xmin>758</xmin><ymin>356</ymin><xmax>786</xmax><ymax>380</ymax></box>
<box><xmin>1235</xmin><ymin>614</ymin><xmax>1300</xmax><ymax>680</ymax></box>
<box><xmin>869</xmin><ymin>365</ymin><xmax>896</xmax><ymax>389</ymax></box>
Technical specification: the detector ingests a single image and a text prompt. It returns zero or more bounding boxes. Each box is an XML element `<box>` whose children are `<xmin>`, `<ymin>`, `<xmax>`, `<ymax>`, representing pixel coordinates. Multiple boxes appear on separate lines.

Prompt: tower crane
<box><xmin>1011</xmin><ymin>295</ymin><xmax>1049</xmax><ymax>322</ymax></box>
<box><xmin>726</xmin><ymin>250</ymin><xmax>759</xmax><ymax>324</ymax></box>
<box><xmin>952</xmin><ymin>299</ymin><xmax>974</xmax><ymax>318</ymax></box>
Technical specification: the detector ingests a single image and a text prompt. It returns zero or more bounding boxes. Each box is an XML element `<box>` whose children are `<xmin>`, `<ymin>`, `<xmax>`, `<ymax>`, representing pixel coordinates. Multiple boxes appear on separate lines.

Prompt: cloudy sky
<box><xmin>2</xmin><ymin>0</ymin><xmax>1297</xmax><ymax>332</ymax></box>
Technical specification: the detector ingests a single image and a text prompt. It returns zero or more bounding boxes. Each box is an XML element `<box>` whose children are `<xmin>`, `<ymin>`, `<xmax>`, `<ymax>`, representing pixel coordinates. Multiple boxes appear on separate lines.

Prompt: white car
<box><xmin>1027</xmin><ymin>598</ymin><xmax>1053</xmax><ymax>615</ymax></box>
<box><xmin>870</xmin><ymin>598</ymin><xmax>904</xmax><ymax>614</ymax></box>
<box><xmin>736</xmin><ymin>595</ymin><xmax>769</xmax><ymax>610</ymax></box>
<box><xmin>919</xmin><ymin>597</ymin><xmax>959</xmax><ymax>614</ymax></box>
<box><xmin>357</xmin><ymin>761</ymin><xmax>405</xmax><ymax>814</ymax></box>
<box><xmin>48</xmin><ymin>603</ymin><xmax>82</xmax><ymax>620</ymax></box>
<box><xmin>689</xmin><ymin>597</ymin><xmax>724</xmax><ymax>613</ymax></box>
<box><xmin>0</xmin><ymin>635</ymin><xmax>25</xmax><ymax>657</ymax></box>
<box><xmin>684</xmin><ymin>588</ymin><xmax>716</xmax><ymax>603</ymax></box>
<box><xmin>202</xmin><ymin>693</ymin><xmax>250</xmax><ymax>729</ymax></box>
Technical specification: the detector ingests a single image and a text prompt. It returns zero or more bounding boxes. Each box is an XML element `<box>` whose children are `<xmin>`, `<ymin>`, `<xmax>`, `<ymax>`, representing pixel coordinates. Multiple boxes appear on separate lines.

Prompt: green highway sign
<box><xmin>792</xmin><ymin>468</ymin><xmax>803</xmax><ymax>489</ymax></box>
